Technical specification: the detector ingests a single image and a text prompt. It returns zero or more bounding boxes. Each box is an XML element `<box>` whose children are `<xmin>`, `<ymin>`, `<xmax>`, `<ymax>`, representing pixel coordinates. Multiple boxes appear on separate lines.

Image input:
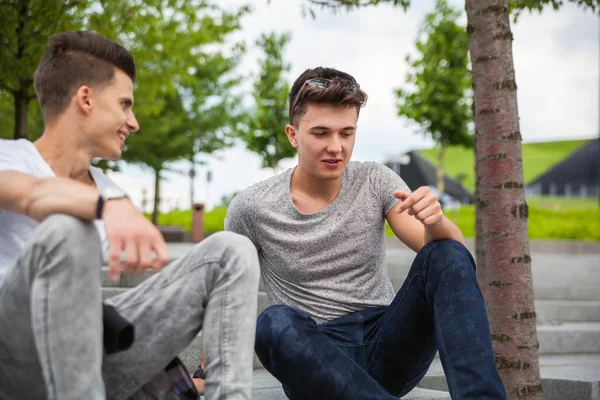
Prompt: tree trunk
<box><xmin>270</xmin><ymin>158</ymin><xmax>280</xmax><ymax>175</ymax></box>
<box><xmin>13</xmin><ymin>1</ymin><xmax>31</xmax><ymax>140</ymax></box>
<box><xmin>436</xmin><ymin>141</ymin><xmax>446</xmax><ymax>199</ymax></box>
<box><xmin>475</xmin><ymin>132</ymin><xmax>488</xmax><ymax>301</ymax></box>
<box><xmin>14</xmin><ymin>82</ymin><xmax>30</xmax><ymax>140</ymax></box>
<box><xmin>465</xmin><ymin>1</ymin><xmax>541</xmax><ymax>399</ymax></box>
<box><xmin>152</xmin><ymin>168</ymin><xmax>161</xmax><ymax>225</ymax></box>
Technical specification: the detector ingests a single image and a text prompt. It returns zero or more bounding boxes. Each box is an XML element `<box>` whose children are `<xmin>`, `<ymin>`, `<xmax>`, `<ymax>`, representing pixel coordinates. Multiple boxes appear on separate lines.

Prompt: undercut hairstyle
<box><xmin>288</xmin><ymin>67</ymin><xmax>368</xmax><ymax>126</ymax></box>
<box><xmin>34</xmin><ymin>31</ymin><xmax>136</xmax><ymax>122</ymax></box>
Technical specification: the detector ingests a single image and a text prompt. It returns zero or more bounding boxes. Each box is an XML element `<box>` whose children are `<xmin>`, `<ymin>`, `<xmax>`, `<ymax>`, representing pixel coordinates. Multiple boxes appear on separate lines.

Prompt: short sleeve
<box><xmin>369</xmin><ymin>163</ymin><xmax>412</xmax><ymax>215</ymax></box>
<box><xmin>0</xmin><ymin>140</ymin><xmax>27</xmax><ymax>173</ymax></box>
<box><xmin>224</xmin><ymin>190</ymin><xmax>259</xmax><ymax>249</ymax></box>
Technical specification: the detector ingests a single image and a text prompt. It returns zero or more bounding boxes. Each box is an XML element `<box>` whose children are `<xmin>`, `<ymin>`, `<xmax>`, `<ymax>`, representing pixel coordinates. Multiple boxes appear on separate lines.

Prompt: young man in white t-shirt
<box><xmin>225</xmin><ymin>67</ymin><xmax>506</xmax><ymax>399</ymax></box>
<box><xmin>0</xmin><ymin>31</ymin><xmax>259</xmax><ymax>400</ymax></box>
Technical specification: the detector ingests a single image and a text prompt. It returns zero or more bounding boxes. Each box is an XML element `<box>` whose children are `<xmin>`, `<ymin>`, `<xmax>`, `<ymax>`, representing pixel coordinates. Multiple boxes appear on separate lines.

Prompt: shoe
<box><xmin>192</xmin><ymin>364</ymin><xmax>206</xmax><ymax>380</ymax></box>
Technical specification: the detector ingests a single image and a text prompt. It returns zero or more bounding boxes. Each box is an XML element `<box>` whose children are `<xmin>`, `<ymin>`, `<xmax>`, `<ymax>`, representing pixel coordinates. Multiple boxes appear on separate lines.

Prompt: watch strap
<box><xmin>96</xmin><ymin>194</ymin><xmax>104</xmax><ymax>220</ymax></box>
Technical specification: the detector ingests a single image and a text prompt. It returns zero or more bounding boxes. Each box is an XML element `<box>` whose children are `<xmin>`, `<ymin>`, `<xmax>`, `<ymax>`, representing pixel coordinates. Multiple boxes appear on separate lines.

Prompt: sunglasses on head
<box><xmin>289</xmin><ymin>78</ymin><xmax>359</xmax><ymax>122</ymax></box>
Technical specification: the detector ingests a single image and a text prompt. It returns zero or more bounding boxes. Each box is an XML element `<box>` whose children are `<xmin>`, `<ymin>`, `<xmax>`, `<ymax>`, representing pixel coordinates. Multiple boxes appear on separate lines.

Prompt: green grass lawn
<box><xmin>386</xmin><ymin>196</ymin><xmax>600</xmax><ymax>241</ymax></box>
<box><xmin>149</xmin><ymin>196</ymin><xmax>599</xmax><ymax>241</ymax></box>
<box><xmin>144</xmin><ymin>206</ymin><xmax>228</xmax><ymax>233</ymax></box>
<box><xmin>416</xmin><ymin>139</ymin><xmax>590</xmax><ymax>192</ymax></box>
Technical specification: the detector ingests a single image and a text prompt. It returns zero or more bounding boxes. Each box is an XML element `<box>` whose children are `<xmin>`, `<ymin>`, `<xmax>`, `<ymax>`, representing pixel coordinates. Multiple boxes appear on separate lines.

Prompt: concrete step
<box><xmin>537</xmin><ymin>322</ymin><xmax>600</xmax><ymax>354</ymax></box>
<box><xmin>535</xmin><ymin>300</ymin><xmax>600</xmax><ymax>323</ymax></box>
<box><xmin>102</xmin><ymin>289</ymin><xmax>600</xmax><ymax>357</ymax></box>
<box><xmin>104</xmin><ymin>289</ymin><xmax>600</xmax><ymax>326</ymax></box>
<box><xmin>418</xmin><ymin>354</ymin><xmax>600</xmax><ymax>400</ymax></box>
<box><xmin>102</xmin><ymin>246</ymin><xmax>600</xmax><ymax>302</ymax></box>
<box><xmin>249</xmin><ymin>368</ymin><xmax>450</xmax><ymax>400</ymax></box>
<box><xmin>177</xmin><ymin>324</ymin><xmax>600</xmax><ymax>377</ymax></box>
<box><xmin>386</xmin><ymin>252</ymin><xmax>600</xmax><ymax>302</ymax></box>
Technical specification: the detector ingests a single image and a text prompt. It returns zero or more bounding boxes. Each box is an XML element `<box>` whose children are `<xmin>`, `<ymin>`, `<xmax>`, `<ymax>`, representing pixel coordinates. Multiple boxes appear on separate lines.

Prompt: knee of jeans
<box><xmin>36</xmin><ymin>214</ymin><xmax>101</xmax><ymax>255</ymax></box>
<box><xmin>32</xmin><ymin>214</ymin><xmax>102</xmax><ymax>276</ymax></box>
<box><xmin>424</xmin><ymin>239</ymin><xmax>475</xmax><ymax>277</ymax></box>
<box><xmin>201</xmin><ymin>231</ymin><xmax>260</xmax><ymax>280</ymax></box>
<box><xmin>256</xmin><ymin>304</ymin><xmax>306</xmax><ymax>347</ymax></box>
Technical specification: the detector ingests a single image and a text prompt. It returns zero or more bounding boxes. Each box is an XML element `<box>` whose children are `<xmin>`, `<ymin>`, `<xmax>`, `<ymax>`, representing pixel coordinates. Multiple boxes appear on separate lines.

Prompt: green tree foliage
<box><xmin>395</xmin><ymin>0</ymin><xmax>472</xmax><ymax>198</ymax></box>
<box><xmin>93</xmin><ymin>0</ymin><xmax>249</xmax><ymax>222</ymax></box>
<box><xmin>509</xmin><ymin>0</ymin><xmax>599</xmax><ymax>20</ymax></box>
<box><xmin>241</xmin><ymin>32</ymin><xmax>295</xmax><ymax>171</ymax></box>
<box><xmin>0</xmin><ymin>0</ymin><xmax>249</xmax><ymax>222</ymax></box>
<box><xmin>305</xmin><ymin>0</ymin><xmax>599</xmax><ymax>13</ymax></box>
<box><xmin>0</xmin><ymin>0</ymin><xmax>85</xmax><ymax>139</ymax></box>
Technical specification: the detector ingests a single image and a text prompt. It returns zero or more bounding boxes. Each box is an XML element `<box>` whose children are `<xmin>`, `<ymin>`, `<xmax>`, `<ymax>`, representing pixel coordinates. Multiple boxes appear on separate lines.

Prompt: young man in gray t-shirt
<box><xmin>225</xmin><ymin>67</ymin><xmax>505</xmax><ymax>399</ymax></box>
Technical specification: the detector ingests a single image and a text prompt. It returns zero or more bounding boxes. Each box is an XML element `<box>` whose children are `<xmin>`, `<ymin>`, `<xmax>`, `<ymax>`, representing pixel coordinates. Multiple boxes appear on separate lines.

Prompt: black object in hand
<box><xmin>103</xmin><ymin>303</ymin><xmax>135</xmax><ymax>354</ymax></box>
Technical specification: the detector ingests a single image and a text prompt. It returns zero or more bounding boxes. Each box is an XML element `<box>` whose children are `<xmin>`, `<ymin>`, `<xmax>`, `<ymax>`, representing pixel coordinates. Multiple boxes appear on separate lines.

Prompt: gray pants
<box><xmin>0</xmin><ymin>214</ymin><xmax>260</xmax><ymax>400</ymax></box>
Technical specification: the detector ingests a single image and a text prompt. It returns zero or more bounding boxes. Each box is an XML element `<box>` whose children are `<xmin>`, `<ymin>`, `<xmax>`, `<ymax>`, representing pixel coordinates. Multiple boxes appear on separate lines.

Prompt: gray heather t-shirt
<box><xmin>225</xmin><ymin>161</ymin><xmax>411</xmax><ymax>323</ymax></box>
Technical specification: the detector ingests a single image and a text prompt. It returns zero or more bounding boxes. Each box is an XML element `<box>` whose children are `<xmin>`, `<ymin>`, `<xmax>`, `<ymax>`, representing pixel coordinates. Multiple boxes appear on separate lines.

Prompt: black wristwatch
<box><xmin>96</xmin><ymin>187</ymin><xmax>128</xmax><ymax>219</ymax></box>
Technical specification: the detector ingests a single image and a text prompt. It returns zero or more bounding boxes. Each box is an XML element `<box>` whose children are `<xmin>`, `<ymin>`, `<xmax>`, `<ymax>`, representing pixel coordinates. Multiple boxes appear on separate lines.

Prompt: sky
<box><xmin>107</xmin><ymin>0</ymin><xmax>600</xmax><ymax>213</ymax></box>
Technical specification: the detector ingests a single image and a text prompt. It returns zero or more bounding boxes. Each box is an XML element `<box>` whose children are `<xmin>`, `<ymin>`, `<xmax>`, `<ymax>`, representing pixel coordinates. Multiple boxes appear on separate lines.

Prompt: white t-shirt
<box><xmin>0</xmin><ymin>139</ymin><xmax>120</xmax><ymax>282</ymax></box>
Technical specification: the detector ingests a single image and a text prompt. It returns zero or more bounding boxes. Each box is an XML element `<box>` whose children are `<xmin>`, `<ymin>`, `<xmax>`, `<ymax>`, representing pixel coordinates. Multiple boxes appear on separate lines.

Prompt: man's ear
<box><xmin>285</xmin><ymin>124</ymin><xmax>298</xmax><ymax>149</ymax></box>
<box><xmin>75</xmin><ymin>85</ymin><xmax>93</xmax><ymax>115</ymax></box>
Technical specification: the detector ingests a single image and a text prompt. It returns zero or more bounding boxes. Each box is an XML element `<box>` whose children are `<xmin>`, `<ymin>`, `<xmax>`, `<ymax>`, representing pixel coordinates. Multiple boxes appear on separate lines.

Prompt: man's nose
<box><xmin>127</xmin><ymin>112</ymin><xmax>139</xmax><ymax>132</ymax></box>
<box><xmin>327</xmin><ymin>135</ymin><xmax>342</xmax><ymax>153</ymax></box>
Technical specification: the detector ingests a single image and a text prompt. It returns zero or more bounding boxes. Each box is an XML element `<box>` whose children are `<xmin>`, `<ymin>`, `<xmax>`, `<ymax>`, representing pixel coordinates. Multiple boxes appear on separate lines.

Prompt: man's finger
<box><xmin>123</xmin><ymin>237</ymin><xmax>139</xmax><ymax>273</ymax></box>
<box><xmin>396</xmin><ymin>192</ymin><xmax>419</xmax><ymax>214</ymax></box>
<box><xmin>151</xmin><ymin>236</ymin><xmax>169</xmax><ymax>271</ymax></box>
<box><xmin>409</xmin><ymin>196</ymin><xmax>435</xmax><ymax>215</ymax></box>
<box><xmin>137</xmin><ymin>240</ymin><xmax>153</xmax><ymax>274</ymax></box>
<box><xmin>394</xmin><ymin>190</ymin><xmax>410</xmax><ymax>200</ymax></box>
<box><xmin>415</xmin><ymin>206</ymin><xmax>436</xmax><ymax>221</ymax></box>
<box><xmin>108</xmin><ymin>237</ymin><xmax>124</xmax><ymax>281</ymax></box>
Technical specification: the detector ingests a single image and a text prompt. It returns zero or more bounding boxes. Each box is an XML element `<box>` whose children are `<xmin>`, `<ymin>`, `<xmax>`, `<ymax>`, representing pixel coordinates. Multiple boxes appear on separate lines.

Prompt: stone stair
<box><xmin>101</xmin><ymin>245</ymin><xmax>600</xmax><ymax>399</ymax></box>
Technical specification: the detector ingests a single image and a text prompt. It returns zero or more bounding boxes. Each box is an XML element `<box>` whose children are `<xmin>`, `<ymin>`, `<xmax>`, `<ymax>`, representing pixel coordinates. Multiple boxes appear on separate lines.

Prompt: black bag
<box><xmin>103</xmin><ymin>303</ymin><xmax>135</xmax><ymax>354</ymax></box>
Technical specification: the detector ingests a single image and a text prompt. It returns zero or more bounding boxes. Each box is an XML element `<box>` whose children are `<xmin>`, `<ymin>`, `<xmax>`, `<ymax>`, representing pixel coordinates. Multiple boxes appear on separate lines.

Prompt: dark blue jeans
<box><xmin>255</xmin><ymin>240</ymin><xmax>506</xmax><ymax>399</ymax></box>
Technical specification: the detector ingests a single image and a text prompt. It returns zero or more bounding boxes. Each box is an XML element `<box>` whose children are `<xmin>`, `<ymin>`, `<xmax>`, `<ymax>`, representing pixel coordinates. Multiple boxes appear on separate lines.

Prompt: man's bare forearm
<box><xmin>0</xmin><ymin>171</ymin><xmax>99</xmax><ymax>221</ymax></box>
<box><xmin>424</xmin><ymin>216</ymin><xmax>466</xmax><ymax>245</ymax></box>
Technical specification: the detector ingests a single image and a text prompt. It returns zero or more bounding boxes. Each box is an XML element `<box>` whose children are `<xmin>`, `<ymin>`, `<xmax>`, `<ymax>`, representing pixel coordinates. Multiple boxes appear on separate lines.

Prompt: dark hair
<box><xmin>288</xmin><ymin>67</ymin><xmax>368</xmax><ymax>126</ymax></box>
<box><xmin>34</xmin><ymin>31</ymin><xmax>136</xmax><ymax>122</ymax></box>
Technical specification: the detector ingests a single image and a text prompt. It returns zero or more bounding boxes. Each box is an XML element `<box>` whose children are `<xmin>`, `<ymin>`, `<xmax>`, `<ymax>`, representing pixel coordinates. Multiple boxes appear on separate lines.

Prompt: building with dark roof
<box><xmin>384</xmin><ymin>151</ymin><xmax>474</xmax><ymax>205</ymax></box>
<box><xmin>526</xmin><ymin>139</ymin><xmax>599</xmax><ymax>198</ymax></box>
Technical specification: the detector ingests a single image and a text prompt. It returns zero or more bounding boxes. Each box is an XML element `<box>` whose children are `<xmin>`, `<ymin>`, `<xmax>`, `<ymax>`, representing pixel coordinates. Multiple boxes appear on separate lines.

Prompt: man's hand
<box><xmin>394</xmin><ymin>186</ymin><xmax>444</xmax><ymax>226</ymax></box>
<box><xmin>102</xmin><ymin>199</ymin><xmax>169</xmax><ymax>281</ymax></box>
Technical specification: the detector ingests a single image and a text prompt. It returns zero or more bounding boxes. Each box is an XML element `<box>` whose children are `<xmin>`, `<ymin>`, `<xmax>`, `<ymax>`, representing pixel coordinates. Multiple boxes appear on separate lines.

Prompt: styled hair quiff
<box><xmin>288</xmin><ymin>67</ymin><xmax>368</xmax><ymax>126</ymax></box>
<box><xmin>34</xmin><ymin>31</ymin><xmax>136</xmax><ymax>122</ymax></box>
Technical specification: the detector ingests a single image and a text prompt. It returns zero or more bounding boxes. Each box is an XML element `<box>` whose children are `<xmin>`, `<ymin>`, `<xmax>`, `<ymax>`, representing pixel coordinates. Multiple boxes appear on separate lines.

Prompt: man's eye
<box><xmin>313</xmin><ymin>131</ymin><xmax>326</xmax><ymax>136</ymax></box>
<box><xmin>342</xmin><ymin>132</ymin><xmax>354</xmax><ymax>137</ymax></box>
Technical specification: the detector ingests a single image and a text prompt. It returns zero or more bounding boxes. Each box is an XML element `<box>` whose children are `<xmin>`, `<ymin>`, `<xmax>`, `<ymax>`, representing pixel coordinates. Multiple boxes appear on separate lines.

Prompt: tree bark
<box><xmin>152</xmin><ymin>168</ymin><xmax>161</xmax><ymax>225</ymax></box>
<box><xmin>475</xmin><ymin>132</ymin><xmax>488</xmax><ymax>301</ymax></box>
<box><xmin>436</xmin><ymin>141</ymin><xmax>446</xmax><ymax>198</ymax></box>
<box><xmin>14</xmin><ymin>83</ymin><xmax>30</xmax><ymax>140</ymax></box>
<box><xmin>14</xmin><ymin>1</ymin><xmax>31</xmax><ymax>140</ymax></box>
<box><xmin>465</xmin><ymin>1</ymin><xmax>541</xmax><ymax>399</ymax></box>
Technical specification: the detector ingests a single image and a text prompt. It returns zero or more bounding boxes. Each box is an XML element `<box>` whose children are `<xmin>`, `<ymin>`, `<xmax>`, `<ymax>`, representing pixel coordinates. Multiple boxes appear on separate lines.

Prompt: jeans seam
<box><xmin>422</xmin><ymin>241</ymin><xmax>460</xmax><ymax>398</ymax></box>
<box><xmin>220</xmin><ymin>264</ymin><xmax>231</xmax><ymax>398</ymax></box>
<box><xmin>423</xmin><ymin>246</ymin><xmax>460</xmax><ymax>400</ymax></box>
<box><xmin>37</xmin><ymin>245</ymin><xmax>57</xmax><ymax>399</ymax></box>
